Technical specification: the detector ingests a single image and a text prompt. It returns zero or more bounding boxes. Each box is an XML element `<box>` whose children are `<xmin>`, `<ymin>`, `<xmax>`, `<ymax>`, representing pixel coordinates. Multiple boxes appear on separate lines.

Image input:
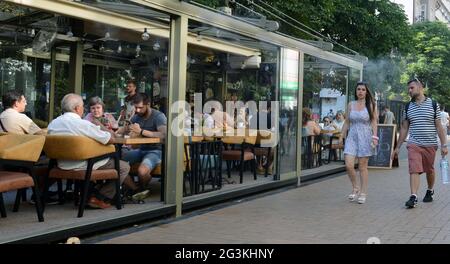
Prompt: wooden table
<box><xmin>114</xmin><ymin>137</ymin><xmax>162</xmax><ymax>145</ymax></box>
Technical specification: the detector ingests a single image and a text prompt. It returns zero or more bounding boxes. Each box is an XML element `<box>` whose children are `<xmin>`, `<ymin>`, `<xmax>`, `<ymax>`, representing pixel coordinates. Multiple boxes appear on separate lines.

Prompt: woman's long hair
<box><xmin>354</xmin><ymin>82</ymin><xmax>376</xmax><ymax>122</ymax></box>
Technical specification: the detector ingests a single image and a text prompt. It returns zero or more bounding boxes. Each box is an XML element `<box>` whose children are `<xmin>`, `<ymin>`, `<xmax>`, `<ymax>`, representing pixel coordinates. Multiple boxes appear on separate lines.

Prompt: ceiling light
<box><xmin>105</xmin><ymin>31</ymin><xmax>111</xmax><ymax>39</ymax></box>
<box><xmin>30</xmin><ymin>29</ymin><xmax>36</xmax><ymax>37</ymax></box>
<box><xmin>99</xmin><ymin>44</ymin><xmax>105</xmax><ymax>52</ymax></box>
<box><xmin>117</xmin><ymin>44</ymin><xmax>122</xmax><ymax>53</ymax></box>
<box><xmin>141</xmin><ymin>28</ymin><xmax>150</xmax><ymax>41</ymax></box>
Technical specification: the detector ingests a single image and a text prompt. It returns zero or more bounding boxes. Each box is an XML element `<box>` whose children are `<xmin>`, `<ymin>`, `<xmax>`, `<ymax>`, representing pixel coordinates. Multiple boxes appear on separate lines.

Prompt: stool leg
<box><xmin>21</xmin><ymin>188</ymin><xmax>27</xmax><ymax>202</ymax></box>
<box><xmin>78</xmin><ymin>180</ymin><xmax>90</xmax><ymax>218</ymax></box>
<box><xmin>57</xmin><ymin>180</ymin><xmax>64</xmax><ymax>204</ymax></box>
<box><xmin>0</xmin><ymin>193</ymin><xmax>7</xmax><ymax>218</ymax></box>
<box><xmin>13</xmin><ymin>189</ymin><xmax>23</xmax><ymax>212</ymax></box>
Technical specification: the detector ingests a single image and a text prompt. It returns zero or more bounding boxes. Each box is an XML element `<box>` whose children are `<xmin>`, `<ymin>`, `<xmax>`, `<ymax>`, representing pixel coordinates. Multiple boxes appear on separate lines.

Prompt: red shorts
<box><xmin>407</xmin><ymin>144</ymin><xmax>437</xmax><ymax>174</ymax></box>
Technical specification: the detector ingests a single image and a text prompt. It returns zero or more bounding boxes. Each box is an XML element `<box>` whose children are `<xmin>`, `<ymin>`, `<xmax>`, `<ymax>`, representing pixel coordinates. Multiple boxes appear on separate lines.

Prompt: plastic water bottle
<box><xmin>440</xmin><ymin>158</ymin><xmax>449</xmax><ymax>184</ymax></box>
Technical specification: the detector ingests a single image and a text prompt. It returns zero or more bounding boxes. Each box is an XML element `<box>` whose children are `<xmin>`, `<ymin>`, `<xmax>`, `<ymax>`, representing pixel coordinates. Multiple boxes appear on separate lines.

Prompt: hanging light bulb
<box><xmin>99</xmin><ymin>44</ymin><xmax>105</xmax><ymax>52</ymax></box>
<box><xmin>105</xmin><ymin>31</ymin><xmax>111</xmax><ymax>39</ymax></box>
<box><xmin>264</xmin><ymin>65</ymin><xmax>270</xmax><ymax>71</ymax></box>
<box><xmin>66</xmin><ymin>27</ymin><xmax>73</xmax><ymax>38</ymax></box>
<box><xmin>135</xmin><ymin>44</ymin><xmax>141</xmax><ymax>58</ymax></box>
<box><xmin>117</xmin><ymin>44</ymin><xmax>122</xmax><ymax>54</ymax></box>
<box><xmin>164</xmin><ymin>55</ymin><xmax>168</xmax><ymax>63</ymax></box>
<box><xmin>216</xmin><ymin>60</ymin><xmax>221</xmax><ymax>67</ymax></box>
<box><xmin>30</xmin><ymin>29</ymin><xmax>36</xmax><ymax>37</ymax></box>
<box><xmin>141</xmin><ymin>28</ymin><xmax>150</xmax><ymax>41</ymax></box>
<box><xmin>153</xmin><ymin>41</ymin><xmax>160</xmax><ymax>51</ymax></box>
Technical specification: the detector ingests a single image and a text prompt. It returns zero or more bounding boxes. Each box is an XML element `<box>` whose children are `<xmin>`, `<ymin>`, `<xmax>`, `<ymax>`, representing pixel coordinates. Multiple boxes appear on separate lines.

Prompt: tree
<box><xmin>193</xmin><ymin>0</ymin><xmax>411</xmax><ymax>58</ymax></box>
<box><xmin>402</xmin><ymin>22</ymin><xmax>450</xmax><ymax>105</ymax></box>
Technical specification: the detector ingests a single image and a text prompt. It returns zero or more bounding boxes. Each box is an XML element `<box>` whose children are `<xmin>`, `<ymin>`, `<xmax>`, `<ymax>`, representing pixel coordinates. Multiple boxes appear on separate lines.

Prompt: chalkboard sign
<box><xmin>368</xmin><ymin>124</ymin><xmax>397</xmax><ymax>169</ymax></box>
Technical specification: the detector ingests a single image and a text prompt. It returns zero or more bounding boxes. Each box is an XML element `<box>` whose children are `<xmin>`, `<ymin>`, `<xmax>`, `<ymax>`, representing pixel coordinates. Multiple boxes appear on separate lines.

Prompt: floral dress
<box><xmin>344</xmin><ymin>102</ymin><xmax>374</xmax><ymax>157</ymax></box>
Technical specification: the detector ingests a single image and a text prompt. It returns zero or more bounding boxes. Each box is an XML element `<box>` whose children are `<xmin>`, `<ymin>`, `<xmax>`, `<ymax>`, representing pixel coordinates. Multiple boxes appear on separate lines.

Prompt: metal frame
<box><xmin>165</xmin><ymin>15</ymin><xmax>188</xmax><ymax>216</ymax></box>
<box><xmin>128</xmin><ymin>0</ymin><xmax>363</xmax><ymax>70</ymax></box>
<box><xmin>297</xmin><ymin>51</ymin><xmax>304</xmax><ymax>186</ymax></box>
<box><xmin>3</xmin><ymin>0</ymin><xmax>365</xmax><ymax>219</ymax></box>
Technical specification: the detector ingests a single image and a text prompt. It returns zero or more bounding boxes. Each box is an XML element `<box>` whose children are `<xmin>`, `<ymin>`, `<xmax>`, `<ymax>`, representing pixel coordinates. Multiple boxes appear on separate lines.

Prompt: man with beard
<box><xmin>123</xmin><ymin>93</ymin><xmax>167</xmax><ymax>197</ymax></box>
<box><xmin>392</xmin><ymin>78</ymin><xmax>448</xmax><ymax>209</ymax></box>
<box><xmin>119</xmin><ymin>80</ymin><xmax>138</xmax><ymax>123</ymax></box>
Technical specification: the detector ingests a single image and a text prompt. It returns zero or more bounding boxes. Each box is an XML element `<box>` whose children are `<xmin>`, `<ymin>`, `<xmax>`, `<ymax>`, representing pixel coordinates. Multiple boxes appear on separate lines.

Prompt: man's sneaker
<box><xmin>131</xmin><ymin>189</ymin><xmax>150</xmax><ymax>201</ymax></box>
<box><xmin>87</xmin><ymin>196</ymin><xmax>111</xmax><ymax>209</ymax></box>
<box><xmin>405</xmin><ymin>195</ymin><xmax>418</xmax><ymax>209</ymax></box>
<box><xmin>423</xmin><ymin>190</ymin><xmax>434</xmax><ymax>203</ymax></box>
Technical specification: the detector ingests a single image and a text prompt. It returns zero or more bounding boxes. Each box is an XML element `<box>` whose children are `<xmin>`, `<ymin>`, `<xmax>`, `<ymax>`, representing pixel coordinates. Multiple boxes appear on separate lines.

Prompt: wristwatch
<box><xmin>140</xmin><ymin>129</ymin><xmax>144</xmax><ymax>137</ymax></box>
<box><xmin>442</xmin><ymin>144</ymin><xmax>448</xmax><ymax>148</ymax></box>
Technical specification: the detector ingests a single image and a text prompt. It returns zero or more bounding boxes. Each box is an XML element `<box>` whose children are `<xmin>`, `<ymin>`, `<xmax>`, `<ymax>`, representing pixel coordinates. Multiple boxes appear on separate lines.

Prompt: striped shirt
<box><xmin>403</xmin><ymin>97</ymin><xmax>440</xmax><ymax>146</ymax></box>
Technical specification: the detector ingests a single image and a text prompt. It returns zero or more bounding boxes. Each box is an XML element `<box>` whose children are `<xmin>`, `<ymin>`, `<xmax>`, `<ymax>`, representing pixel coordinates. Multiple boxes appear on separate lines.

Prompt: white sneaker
<box><xmin>131</xmin><ymin>189</ymin><xmax>150</xmax><ymax>201</ymax></box>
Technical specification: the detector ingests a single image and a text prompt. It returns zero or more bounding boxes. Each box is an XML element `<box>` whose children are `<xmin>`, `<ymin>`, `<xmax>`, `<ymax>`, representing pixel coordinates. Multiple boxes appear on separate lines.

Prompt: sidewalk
<box><xmin>93</xmin><ymin>146</ymin><xmax>450</xmax><ymax>244</ymax></box>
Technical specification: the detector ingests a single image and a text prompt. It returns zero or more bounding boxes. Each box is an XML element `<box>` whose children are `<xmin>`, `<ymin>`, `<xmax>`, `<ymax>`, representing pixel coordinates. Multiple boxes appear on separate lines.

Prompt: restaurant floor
<box><xmin>0</xmin><ymin>162</ymin><xmax>345</xmax><ymax>243</ymax></box>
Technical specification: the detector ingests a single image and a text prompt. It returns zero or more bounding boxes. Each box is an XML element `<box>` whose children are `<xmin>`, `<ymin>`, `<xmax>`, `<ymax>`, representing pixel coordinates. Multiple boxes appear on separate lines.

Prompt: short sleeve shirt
<box><xmin>131</xmin><ymin>108</ymin><xmax>167</xmax><ymax>151</ymax></box>
<box><xmin>48</xmin><ymin>112</ymin><xmax>111</xmax><ymax>170</ymax></box>
<box><xmin>0</xmin><ymin>108</ymin><xmax>42</xmax><ymax>134</ymax></box>
<box><xmin>403</xmin><ymin>98</ymin><xmax>440</xmax><ymax>147</ymax></box>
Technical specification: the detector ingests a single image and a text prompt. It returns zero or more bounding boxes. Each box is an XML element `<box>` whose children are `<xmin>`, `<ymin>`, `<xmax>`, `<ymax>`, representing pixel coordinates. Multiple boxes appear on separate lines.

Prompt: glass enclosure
<box><xmin>279</xmin><ymin>49</ymin><xmax>299</xmax><ymax>175</ymax></box>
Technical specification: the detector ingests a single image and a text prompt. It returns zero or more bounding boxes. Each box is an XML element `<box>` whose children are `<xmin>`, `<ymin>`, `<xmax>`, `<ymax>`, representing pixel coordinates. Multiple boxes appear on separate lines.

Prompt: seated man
<box><xmin>0</xmin><ymin>91</ymin><xmax>46</xmax><ymax>135</ymax></box>
<box><xmin>48</xmin><ymin>93</ymin><xmax>138</xmax><ymax>208</ymax></box>
<box><xmin>122</xmin><ymin>93</ymin><xmax>167</xmax><ymax>194</ymax></box>
<box><xmin>0</xmin><ymin>91</ymin><xmax>52</xmax><ymax>203</ymax></box>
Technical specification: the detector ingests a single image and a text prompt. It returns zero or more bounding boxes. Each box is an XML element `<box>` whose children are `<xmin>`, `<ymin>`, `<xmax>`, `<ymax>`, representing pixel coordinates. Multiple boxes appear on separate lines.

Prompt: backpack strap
<box><xmin>432</xmin><ymin>99</ymin><xmax>437</xmax><ymax>120</ymax></box>
<box><xmin>405</xmin><ymin>101</ymin><xmax>411</xmax><ymax>121</ymax></box>
<box><xmin>405</xmin><ymin>98</ymin><xmax>438</xmax><ymax>120</ymax></box>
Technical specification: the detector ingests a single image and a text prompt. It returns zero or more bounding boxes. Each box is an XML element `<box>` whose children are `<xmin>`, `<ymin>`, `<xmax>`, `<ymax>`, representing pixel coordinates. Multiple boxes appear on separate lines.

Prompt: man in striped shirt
<box><xmin>392</xmin><ymin>79</ymin><xmax>448</xmax><ymax>209</ymax></box>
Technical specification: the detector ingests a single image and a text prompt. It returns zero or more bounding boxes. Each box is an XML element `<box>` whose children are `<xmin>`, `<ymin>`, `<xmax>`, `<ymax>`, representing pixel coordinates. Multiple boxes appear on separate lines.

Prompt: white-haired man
<box><xmin>48</xmin><ymin>93</ymin><xmax>138</xmax><ymax>209</ymax></box>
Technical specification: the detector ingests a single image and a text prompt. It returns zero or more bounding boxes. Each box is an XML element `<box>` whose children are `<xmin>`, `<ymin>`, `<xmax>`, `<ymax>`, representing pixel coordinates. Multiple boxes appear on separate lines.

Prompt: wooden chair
<box><xmin>0</xmin><ymin>134</ymin><xmax>46</xmax><ymax>222</ymax></box>
<box><xmin>185</xmin><ymin>136</ymin><xmax>221</xmax><ymax>195</ymax></box>
<box><xmin>43</xmin><ymin>135</ymin><xmax>121</xmax><ymax>218</ymax></box>
<box><xmin>254</xmin><ymin>131</ymin><xmax>276</xmax><ymax>177</ymax></box>
<box><xmin>221</xmin><ymin>132</ymin><xmax>257</xmax><ymax>184</ymax></box>
<box><xmin>301</xmin><ymin>135</ymin><xmax>323</xmax><ymax>169</ymax></box>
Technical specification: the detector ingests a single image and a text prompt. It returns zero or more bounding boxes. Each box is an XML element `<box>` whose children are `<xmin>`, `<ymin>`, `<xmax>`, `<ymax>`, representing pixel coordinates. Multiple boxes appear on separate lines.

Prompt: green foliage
<box><xmin>194</xmin><ymin>0</ymin><xmax>411</xmax><ymax>59</ymax></box>
<box><xmin>402</xmin><ymin>22</ymin><xmax>450</xmax><ymax>105</ymax></box>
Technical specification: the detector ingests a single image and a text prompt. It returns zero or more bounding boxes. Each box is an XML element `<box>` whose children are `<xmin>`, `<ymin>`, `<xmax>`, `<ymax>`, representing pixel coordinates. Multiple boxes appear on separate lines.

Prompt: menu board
<box><xmin>368</xmin><ymin>124</ymin><xmax>396</xmax><ymax>169</ymax></box>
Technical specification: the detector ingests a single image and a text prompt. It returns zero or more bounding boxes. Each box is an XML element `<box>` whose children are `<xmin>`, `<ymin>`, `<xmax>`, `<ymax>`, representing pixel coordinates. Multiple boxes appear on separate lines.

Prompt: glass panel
<box><xmin>0</xmin><ymin>29</ymin><xmax>51</xmax><ymax>126</ymax></box>
<box><xmin>185</xmin><ymin>19</ymin><xmax>280</xmax><ymax>196</ymax></box>
<box><xmin>303</xmin><ymin>54</ymin><xmax>350</xmax><ymax>170</ymax></box>
<box><xmin>279</xmin><ymin>49</ymin><xmax>299</xmax><ymax>175</ymax></box>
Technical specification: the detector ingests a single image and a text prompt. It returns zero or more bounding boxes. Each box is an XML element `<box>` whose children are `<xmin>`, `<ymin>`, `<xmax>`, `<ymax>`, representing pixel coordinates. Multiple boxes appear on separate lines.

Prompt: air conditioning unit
<box><xmin>229</xmin><ymin>55</ymin><xmax>261</xmax><ymax>69</ymax></box>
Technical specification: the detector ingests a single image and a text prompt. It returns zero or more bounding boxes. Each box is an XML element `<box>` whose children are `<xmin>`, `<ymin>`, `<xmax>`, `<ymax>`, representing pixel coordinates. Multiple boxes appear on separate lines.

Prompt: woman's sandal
<box><xmin>348</xmin><ymin>188</ymin><xmax>359</xmax><ymax>202</ymax></box>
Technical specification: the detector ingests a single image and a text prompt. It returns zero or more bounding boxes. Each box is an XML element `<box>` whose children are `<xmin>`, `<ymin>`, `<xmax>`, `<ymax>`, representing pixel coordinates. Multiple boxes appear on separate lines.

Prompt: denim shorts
<box><xmin>123</xmin><ymin>149</ymin><xmax>162</xmax><ymax>170</ymax></box>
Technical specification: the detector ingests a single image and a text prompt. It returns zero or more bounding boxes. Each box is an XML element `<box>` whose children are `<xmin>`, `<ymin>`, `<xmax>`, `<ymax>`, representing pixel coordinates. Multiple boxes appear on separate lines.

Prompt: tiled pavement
<box><xmin>94</xmin><ymin>146</ymin><xmax>450</xmax><ymax>244</ymax></box>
